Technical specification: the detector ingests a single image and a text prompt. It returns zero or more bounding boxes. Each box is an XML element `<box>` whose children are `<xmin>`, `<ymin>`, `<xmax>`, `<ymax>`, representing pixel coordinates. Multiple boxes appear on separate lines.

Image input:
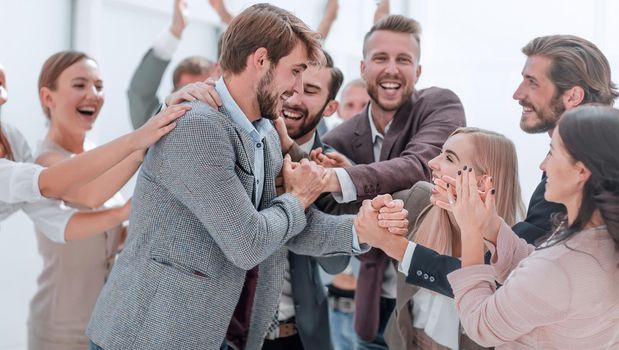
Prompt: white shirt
<box><xmin>331</xmin><ymin>107</ymin><xmax>397</xmax><ymax>298</ymax></box>
<box><xmin>411</xmin><ymin>289</ymin><xmax>460</xmax><ymax>350</ymax></box>
<box><xmin>0</xmin><ymin>123</ymin><xmax>73</xmax><ymax>243</ymax></box>
<box><xmin>151</xmin><ymin>28</ymin><xmax>181</xmax><ymax>61</ymax></box>
<box><xmin>297</xmin><ymin>133</ymin><xmax>316</xmax><ymax>155</ymax></box>
<box><xmin>398</xmin><ymin>242</ymin><xmax>459</xmax><ymax>348</ymax></box>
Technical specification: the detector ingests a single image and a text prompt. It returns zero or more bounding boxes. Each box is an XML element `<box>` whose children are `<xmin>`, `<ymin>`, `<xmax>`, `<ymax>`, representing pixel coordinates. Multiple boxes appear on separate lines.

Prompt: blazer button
<box><xmin>429</xmin><ymin>276</ymin><xmax>435</xmax><ymax>282</ymax></box>
<box><xmin>416</xmin><ymin>270</ymin><xmax>422</xmax><ymax>276</ymax></box>
<box><xmin>423</xmin><ymin>273</ymin><xmax>429</xmax><ymax>280</ymax></box>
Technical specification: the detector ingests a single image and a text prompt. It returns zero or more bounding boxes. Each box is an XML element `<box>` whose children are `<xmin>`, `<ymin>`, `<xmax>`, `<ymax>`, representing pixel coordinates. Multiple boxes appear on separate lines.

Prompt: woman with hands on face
<box><xmin>442</xmin><ymin>106</ymin><xmax>619</xmax><ymax>349</ymax></box>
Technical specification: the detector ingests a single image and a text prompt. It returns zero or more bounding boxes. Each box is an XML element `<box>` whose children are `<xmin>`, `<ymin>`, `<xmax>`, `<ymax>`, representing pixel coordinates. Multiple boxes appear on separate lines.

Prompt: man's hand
<box><xmin>164</xmin><ymin>80</ymin><xmax>222</xmax><ymax>108</ymax></box>
<box><xmin>273</xmin><ymin>117</ymin><xmax>295</xmax><ymax>153</ymax></box>
<box><xmin>354</xmin><ymin>199</ymin><xmax>408</xmax><ymax>261</ymax></box>
<box><xmin>370</xmin><ymin>194</ymin><xmax>408</xmax><ymax>235</ymax></box>
<box><xmin>282</xmin><ymin>155</ymin><xmax>329</xmax><ymax>208</ymax></box>
<box><xmin>170</xmin><ymin>0</ymin><xmax>188</xmax><ymax>39</ymax></box>
<box><xmin>310</xmin><ymin>148</ymin><xmax>352</xmax><ymax>168</ymax></box>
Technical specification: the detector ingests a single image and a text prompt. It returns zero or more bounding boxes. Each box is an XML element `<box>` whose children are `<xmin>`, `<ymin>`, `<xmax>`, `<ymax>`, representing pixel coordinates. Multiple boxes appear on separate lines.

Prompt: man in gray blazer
<box><xmin>86</xmin><ymin>4</ymin><xmax>407</xmax><ymax>350</ymax></box>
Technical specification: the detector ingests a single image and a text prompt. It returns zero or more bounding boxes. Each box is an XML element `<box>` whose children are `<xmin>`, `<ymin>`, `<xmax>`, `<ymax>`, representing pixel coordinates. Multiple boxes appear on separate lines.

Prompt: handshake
<box><xmin>354</xmin><ymin>194</ymin><xmax>409</xmax><ymax>260</ymax></box>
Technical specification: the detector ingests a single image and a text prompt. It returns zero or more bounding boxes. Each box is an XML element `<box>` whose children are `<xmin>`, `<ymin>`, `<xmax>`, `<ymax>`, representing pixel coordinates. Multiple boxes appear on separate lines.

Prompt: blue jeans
<box><xmin>330</xmin><ymin>309</ymin><xmax>356</xmax><ymax>350</ymax></box>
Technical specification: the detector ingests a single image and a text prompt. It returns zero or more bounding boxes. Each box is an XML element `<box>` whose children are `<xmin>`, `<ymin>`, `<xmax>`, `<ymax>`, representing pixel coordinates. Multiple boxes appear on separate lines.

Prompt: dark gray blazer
<box><xmin>86</xmin><ymin>101</ymin><xmax>358</xmax><ymax>350</ymax></box>
<box><xmin>127</xmin><ymin>48</ymin><xmax>170</xmax><ymax>129</ymax></box>
<box><xmin>288</xmin><ymin>133</ymin><xmax>350</xmax><ymax>350</ymax></box>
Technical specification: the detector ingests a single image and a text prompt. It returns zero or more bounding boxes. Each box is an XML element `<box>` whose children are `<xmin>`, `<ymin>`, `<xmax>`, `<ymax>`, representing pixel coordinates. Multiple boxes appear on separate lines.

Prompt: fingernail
<box><xmin>457</xmin><ymin>171</ymin><xmax>461</xmax><ymax>175</ymax></box>
<box><xmin>463</xmin><ymin>165</ymin><xmax>467</xmax><ymax>171</ymax></box>
<box><xmin>446</xmin><ymin>183</ymin><xmax>450</xmax><ymax>188</ymax></box>
<box><xmin>491</xmin><ymin>189</ymin><xmax>496</xmax><ymax>195</ymax></box>
<box><xmin>468</xmin><ymin>168</ymin><xmax>473</xmax><ymax>172</ymax></box>
<box><xmin>490</xmin><ymin>177</ymin><xmax>493</xmax><ymax>183</ymax></box>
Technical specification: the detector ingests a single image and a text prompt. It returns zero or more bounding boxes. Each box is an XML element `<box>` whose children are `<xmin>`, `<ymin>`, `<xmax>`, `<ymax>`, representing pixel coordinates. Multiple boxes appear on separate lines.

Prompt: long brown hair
<box><xmin>0</xmin><ymin>65</ymin><xmax>14</xmax><ymax>160</ymax></box>
<box><xmin>0</xmin><ymin>126</ymin><xmax>14</xmax><ymax>160</ymax></box>
<box><xmin>522</xmin><ymin>35</ymin><xmax>618</xmax><ymax>106</ymax></box>
<box><xmin>413</xmin><ymin>127</ymin><xmax>525</xmax><ymax>255</ymax></box>
<box><xmin>545</xmin><ymin>105</ymin><xmax>619</xmax><ymax>253</ymax></box>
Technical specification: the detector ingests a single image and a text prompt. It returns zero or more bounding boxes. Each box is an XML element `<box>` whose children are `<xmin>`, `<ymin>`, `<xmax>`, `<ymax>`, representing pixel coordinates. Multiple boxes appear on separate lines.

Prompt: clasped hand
<box><xmin>354</xmin><ymin>194</ymin><xmax>409</xmax><ymax>248</ymax></box>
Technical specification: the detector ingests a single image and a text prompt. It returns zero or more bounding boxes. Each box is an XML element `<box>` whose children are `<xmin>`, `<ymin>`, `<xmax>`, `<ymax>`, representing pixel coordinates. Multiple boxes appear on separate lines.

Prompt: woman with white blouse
<box><xmin>0</xmin><ymin>62</ymin><xmax>189</xmax><ymax>243</ymax></box>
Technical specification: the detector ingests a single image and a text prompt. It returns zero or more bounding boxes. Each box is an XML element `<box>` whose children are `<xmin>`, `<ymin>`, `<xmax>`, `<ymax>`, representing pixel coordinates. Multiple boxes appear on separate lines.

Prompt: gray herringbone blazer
<box><xmin>86</xmin><ymin>101</ymin><xmax>356</xmax><ymax>350</ymax></box>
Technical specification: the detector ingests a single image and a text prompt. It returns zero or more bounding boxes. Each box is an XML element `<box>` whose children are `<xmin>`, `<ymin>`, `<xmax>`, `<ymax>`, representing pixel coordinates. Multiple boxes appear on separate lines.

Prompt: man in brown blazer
<box><xmin>319</xmin><ymin>15</ymin><xmax>466</xmax><ymax>350</ymax></box>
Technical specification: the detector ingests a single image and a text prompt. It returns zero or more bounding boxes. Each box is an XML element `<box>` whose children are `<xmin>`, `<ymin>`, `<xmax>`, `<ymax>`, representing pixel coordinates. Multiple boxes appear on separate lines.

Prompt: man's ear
<box><xmin>360</xmin><ymin>59</ymin><xmax>367</xmax><ymax>82</ymax></box>
<box><xmin>414</xmin><ymin>64</ymin><xmax>422</xmax><ymax>85</ymax></box>
<box><xmin>322</xmin><ymin>100</ymin><xmax>339</xmax><ymax>117</ymax></box>
<box><xmin>250</xmin><ymin>47</ymin><xmax>269</xmax><ymax>71</ymax></box>
<box><xmin>562</xmin><ymin>86</ymin><xmax>585</xmax><ymax>109</ymax></box>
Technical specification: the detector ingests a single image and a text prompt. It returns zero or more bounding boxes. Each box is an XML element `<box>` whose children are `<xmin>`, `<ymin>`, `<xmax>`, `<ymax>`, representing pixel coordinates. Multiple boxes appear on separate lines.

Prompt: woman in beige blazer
<box><xmin>445</xmin><ymin>105</ymin><xmax>619</xmax><ymax>349</ymax></box>
<box><xmin>385</xmin><ymin>127</ymin><xmax>525</xmax><ymax>350</ymax></box>
<box><xmin>27</xmin><ymin>51</ymin><xmax>144</xmax><ymax>350</ymax></box>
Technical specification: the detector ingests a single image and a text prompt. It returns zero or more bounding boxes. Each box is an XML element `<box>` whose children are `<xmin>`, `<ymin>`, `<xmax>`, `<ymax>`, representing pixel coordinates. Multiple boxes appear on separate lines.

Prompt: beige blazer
<box><xmin>385</xmin><ymin>181</ymin><xmax>489</xmax><ymax>350</ymax></box>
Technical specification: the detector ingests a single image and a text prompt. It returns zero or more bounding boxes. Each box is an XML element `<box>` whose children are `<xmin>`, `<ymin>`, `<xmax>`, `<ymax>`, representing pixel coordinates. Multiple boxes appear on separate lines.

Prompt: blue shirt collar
<box><xmin>215</xmin><ymin>78</ymin><xmax>272</xmax><ymax>142</ymax></box>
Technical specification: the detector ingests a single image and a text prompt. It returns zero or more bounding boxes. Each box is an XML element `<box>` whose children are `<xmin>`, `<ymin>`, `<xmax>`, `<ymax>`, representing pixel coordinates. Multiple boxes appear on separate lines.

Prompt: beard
<box><xmin>256</xmin><ymin>67</ymin><xmax>280</xmax><ymax>120</ymax></box>
<box><xmin>366</xmin><ymin>73</ymin><xmax>412</xmax><ymax>112</ymax></box>
<box><xmin>519</xmin><ymin>94</ymin><xmax>565</xmax><ymax>134</ymax></box>
<box><xmin>285</xmin><ymin>101</ymin><xmax>329</xmax><ymax>140</ymax></box>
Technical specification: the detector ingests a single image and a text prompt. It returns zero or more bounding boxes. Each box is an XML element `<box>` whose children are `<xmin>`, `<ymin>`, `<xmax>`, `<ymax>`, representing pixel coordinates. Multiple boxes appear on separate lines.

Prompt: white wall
<box><xmin>1</xmin><ymin>0</ymin><xmax>619</xmax><ymax>348</ymax></box>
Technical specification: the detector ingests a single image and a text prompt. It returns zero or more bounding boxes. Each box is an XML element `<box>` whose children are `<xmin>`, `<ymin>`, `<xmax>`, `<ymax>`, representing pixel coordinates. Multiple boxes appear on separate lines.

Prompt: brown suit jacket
<box><xmin>384</xmin><ymin>182</ymin><xmax>489</xmax><ymax>350</ymax></box>
<box><xmin>322</xmin><ymin>87</ymin><xmax>466</xmax><ymax>341</ymax></box>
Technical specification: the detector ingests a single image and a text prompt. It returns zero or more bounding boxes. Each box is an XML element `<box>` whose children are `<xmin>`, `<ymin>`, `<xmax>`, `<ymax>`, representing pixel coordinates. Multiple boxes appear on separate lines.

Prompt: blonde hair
<box><xmin>413</xmin><ymin>127</ymin><xmax>526</xmax><ymax>255</ymax></box>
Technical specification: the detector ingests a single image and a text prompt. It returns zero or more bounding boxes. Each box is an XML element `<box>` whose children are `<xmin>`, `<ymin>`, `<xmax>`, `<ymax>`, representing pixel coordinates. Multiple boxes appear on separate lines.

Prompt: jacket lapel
<box><xmin>352</xmin><ymin>109</ymin><xmax>376</xmax><ymax>165</ymax></box>
<box><xmin>380</xmin><ymin>97</ymin><xmax>413</xmax><ymax>161</ymax></box>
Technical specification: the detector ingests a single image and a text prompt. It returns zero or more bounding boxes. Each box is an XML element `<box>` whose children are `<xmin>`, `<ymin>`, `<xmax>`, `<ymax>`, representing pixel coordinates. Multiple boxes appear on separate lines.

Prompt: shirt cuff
<box><xmin>152</xmin><ymin>28</ymin><xmax>180</xmax><ymax>61</ymax></box>
<box><xmin>332</xmin><ymin>168</ymin><xmax>357</xmax><ymax>203</ymax></box>
<box><xmin>397</xmin><ymin>241</ymin><xmax>417</xmax><ymax>276</ymax></box>
<box><xmin>351</xmin><ymin>225</ymin><xmax>361</xmax><ymax>252</ymax></box>
<box><xmin>31</xmin><ymin>166</ymin><xmax>44</xmax><ymax>201</ymax></box>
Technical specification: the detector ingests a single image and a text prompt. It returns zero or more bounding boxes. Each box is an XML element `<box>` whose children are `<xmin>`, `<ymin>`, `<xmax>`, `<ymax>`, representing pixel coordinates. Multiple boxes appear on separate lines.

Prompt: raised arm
<box><xmin>128</xmin><ymin>0</ymin><xmax>186</xmax><ymax>128</ymax></box>
<box><xmin>316</xmin><ymin>0</ymin><xmax>338</xmax><ymax>40</ymax></box>
<box><xmin>38</xmin><ymin>104</ymin><xmax>189</xmax><ymax>199</ymax></box>
<box><xmin>324</xmin><ymin>89</ymin><xmax>465</xmax><ymax>199</ymax></box>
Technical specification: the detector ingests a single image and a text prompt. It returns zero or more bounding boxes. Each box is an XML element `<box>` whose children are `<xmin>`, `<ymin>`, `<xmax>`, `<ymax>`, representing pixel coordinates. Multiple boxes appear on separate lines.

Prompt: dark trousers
<box><xmin>262</xmin><ymin>333</ymin><xmax>304</xmax><ymax>350</ymax></box>
<box><xmin>355</xmin><ymin>297</ymin><xmax>395</xmax><ymax>350</ymax></box>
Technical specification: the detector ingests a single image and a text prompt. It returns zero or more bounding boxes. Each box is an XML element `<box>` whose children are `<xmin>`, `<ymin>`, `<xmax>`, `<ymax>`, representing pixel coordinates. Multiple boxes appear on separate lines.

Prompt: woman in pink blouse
<box><xmin>442</xmin><ymin>105</ymin><xmax>619</xmax><ymax>349</ymax></box>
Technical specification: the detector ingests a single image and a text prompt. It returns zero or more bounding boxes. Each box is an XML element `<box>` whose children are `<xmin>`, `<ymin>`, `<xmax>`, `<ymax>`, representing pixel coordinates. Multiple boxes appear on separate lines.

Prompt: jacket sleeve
<box><xmin>512</xmin><ymin>175</ymin><xmax>565</xmax><ymax>244</ymax></box>
<box><xmin>286</xmin><ymin>207</ymin><xmax>359</xmax><ymax>258</ymax></box>
<box><xmin>344</xmin><ymin>89</ymin><xmax>466</xmax><ymax>199</ymax></box>
<box><xmin>156</xmin><ymin>105</ymin><xmax>308</xmax><ymax>270</ymax></box>
<box><xmin>127</xmin><ymin>49</ymin><xmax>170</xmax><ymax>129</ymax></box>
<box><xmin>447</xmin><ymin>255</ymin><xmax>571</xmax><ymax>347</ymax></box>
